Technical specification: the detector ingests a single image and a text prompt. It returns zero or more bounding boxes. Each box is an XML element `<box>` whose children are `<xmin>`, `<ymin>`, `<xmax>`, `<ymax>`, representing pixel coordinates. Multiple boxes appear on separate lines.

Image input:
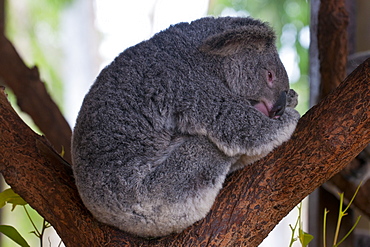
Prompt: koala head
<box><xmin>199</xmin><ymin>19</ymin><xmax>289</xmax><ymax>119</ymax></box>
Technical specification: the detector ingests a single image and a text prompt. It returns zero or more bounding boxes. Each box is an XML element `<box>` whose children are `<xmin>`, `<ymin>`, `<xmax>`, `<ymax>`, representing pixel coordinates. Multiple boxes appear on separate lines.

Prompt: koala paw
<box><xmin>287</xmin><ymin>89</ymin><xmax>298</xmax><ymax>108</ymax></box>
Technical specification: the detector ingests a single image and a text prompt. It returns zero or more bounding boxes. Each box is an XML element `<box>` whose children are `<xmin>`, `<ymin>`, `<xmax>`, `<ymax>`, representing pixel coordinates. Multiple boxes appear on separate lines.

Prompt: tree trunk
<box><xmin>0</xmin><ymin>35</ymin><xmax>72</xmax><ymax>163</ymax></box>
<box><xmin>0</xmin><ymin>50</ymin><xmax>369</xmax><ymax>246</ymax></box>
<box><xmin>317</xmin><ymin>0</ymin><xmax>348</xmax><ymax>99</ymax></box>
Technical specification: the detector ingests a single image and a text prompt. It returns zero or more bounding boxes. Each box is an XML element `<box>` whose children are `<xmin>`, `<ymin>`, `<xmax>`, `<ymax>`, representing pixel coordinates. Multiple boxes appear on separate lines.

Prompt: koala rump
<box><xmin>72</xmin><ymin>16</ymin><xmax>300</xmax><ymax>238</ymax></box>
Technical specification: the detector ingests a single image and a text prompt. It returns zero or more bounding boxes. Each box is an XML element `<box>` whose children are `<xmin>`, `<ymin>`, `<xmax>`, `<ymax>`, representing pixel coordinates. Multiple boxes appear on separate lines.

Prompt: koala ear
<box><xmin>199</xmin><ymin>25</ymin><xmax>276</xmax><ymax>56</ymax></box>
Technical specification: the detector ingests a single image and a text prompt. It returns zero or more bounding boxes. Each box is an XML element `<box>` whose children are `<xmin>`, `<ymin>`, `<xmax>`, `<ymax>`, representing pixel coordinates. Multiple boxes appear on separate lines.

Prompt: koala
<box><xmin>71</xmin><ymin>16</ymin><xmax>300</xmax><ymax>238</ymax></box>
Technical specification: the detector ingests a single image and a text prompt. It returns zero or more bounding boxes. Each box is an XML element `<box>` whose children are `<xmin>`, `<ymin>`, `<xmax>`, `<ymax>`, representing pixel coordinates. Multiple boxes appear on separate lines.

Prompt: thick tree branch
<box><xmin>0</xmin><ymin>58</ymin><xmax>369</xmax><ymax>246</ymax></box>
<box><xmin>0</xmin><ymin>34</ymin><xmax>72</xmax><ymax>162</ymax></box>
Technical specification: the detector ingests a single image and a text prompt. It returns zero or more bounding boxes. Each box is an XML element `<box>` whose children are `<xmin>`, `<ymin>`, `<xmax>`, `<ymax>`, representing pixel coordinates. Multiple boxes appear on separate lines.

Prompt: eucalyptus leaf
<box><xmin>299</xmin><ymin>228</ymin><xmax>314</xmax><ymax>247</ymax></box>
<box><xmin>0</xmin><ymin>225</ymin><xmax>30</xmax><ymax>247</ymax></box>
<box><xmin>0</xmin><ymin>188</ymin><xmax>28</xmax><ymax>210</ymax></box>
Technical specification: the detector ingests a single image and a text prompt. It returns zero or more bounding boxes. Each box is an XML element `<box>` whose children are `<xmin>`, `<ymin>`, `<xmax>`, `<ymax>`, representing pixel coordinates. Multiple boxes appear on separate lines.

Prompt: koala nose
<box><xmin>270</xmin><ymin>91</ymin><xmax>287</xmax><ymax>118</ymax></box>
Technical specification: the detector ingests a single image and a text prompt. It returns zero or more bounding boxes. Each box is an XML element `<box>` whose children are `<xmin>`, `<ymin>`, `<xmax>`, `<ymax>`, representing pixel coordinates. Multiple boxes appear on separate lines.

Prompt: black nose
<box><xmin>270</xmin><ymin>91</ymin><xmax>287</xmax><ymax>118</ymax></box>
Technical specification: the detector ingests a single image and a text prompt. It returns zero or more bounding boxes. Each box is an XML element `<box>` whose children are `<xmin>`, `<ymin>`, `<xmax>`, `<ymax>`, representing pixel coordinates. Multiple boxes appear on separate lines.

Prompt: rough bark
<box><xmin>316</xmin><ymin>0</ymin><xmax>370</xmax><ymax>223</ymax></box>
<box><xmin>0</xmin><ymin>51</ymin><xmax>369</xmax><ymax>246</ymax></box>
<box><xmin>0</xmin><ymin>34</ymin><xmax>72</xmax><ymax>163</ymax></box>
<box><xmin>317</xmin><ymin>0</ymin><xmax>348</xmax><ymax>99</ymax></box>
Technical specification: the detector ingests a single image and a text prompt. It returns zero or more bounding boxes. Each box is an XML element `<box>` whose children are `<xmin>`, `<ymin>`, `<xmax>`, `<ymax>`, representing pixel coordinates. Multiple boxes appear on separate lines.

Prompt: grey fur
<box><xmin>71</xmin><ymin>16</ymin><xmax>300</xmax><ymax>238</ymax></box>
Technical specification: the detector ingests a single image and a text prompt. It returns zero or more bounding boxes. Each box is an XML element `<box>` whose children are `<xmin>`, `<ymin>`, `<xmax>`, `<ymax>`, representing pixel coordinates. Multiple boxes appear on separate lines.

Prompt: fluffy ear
<box><xmin>199</xmin><ymin>25</ymin><xmax>276</xmax><ymax>56</ymax></box>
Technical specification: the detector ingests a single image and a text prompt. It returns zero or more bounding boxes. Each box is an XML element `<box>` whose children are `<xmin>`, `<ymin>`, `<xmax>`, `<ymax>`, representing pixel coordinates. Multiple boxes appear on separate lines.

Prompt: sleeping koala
<box><xmin>72</xmin><ymin>16</ymin><xmax>300</xmax><ymax>238</ymax></box>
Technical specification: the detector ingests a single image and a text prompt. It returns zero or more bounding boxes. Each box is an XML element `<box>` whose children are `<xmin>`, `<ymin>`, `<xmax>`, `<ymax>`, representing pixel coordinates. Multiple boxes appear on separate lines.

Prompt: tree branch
<box><xmin>0</xmin><ymin>58</ymin><xmax>369</xmax><ymax>246</ymax></box>
<box><xmin>0</xmin><ymin>34</ymin><xmax>72</xmax><ymax>162</ymax></box>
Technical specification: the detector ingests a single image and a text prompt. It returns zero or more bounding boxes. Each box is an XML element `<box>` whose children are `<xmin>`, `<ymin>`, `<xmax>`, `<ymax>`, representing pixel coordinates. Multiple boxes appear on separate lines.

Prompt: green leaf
<box><xmin>0</xmin><ymin>188</ymin><xmax>28</xmax><ymax>210</ymax></box>
<box><xmin>0</xmin><ymin>225</ymin><xmax>30</xmax><ymax>247</ymax></box>
<box><xmin>299</xmin><ymin>229</ymin><xmax>314</xmax><ymax>247</ymax></box>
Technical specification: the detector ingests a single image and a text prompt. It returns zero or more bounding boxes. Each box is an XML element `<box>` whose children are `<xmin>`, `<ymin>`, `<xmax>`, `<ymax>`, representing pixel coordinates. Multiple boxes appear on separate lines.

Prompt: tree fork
<box><xmin>0</xmin><ymin>59</ymin><xmax>369</xmax><ymax>246</ymax></box>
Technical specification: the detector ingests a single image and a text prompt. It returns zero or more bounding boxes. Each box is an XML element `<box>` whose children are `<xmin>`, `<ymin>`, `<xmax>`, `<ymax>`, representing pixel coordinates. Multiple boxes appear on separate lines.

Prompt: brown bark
<box><xmin>318</xmin><ymin>0</ymin><xmax>348</xmax><ymax>98</ymax></box>
<box><xmin>0</xmin><ymin>34</ymin><xmax>72</xmax><ymax>162</ymax></box>
<box><xmin>0</xmin><ymin>49</ymin><xmax>369</xmax><ymax>247</ymax></box>
<box><xmin>317</xmin><ymin>0</ymin><xmax>370</xmax><ymax>223</ymax></box>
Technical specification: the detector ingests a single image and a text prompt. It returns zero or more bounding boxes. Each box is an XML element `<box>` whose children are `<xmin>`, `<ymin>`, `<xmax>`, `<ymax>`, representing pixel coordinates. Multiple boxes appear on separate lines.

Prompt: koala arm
<box><xmin>176</xmin><ymin>88</ymin><xmax>300</xmax><ymax>158</ymax></box>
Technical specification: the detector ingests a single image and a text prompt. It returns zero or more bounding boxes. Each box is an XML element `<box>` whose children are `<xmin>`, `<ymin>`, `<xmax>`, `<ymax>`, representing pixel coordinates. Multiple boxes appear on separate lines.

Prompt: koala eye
<box><xmin>268</xmin><ymin>71</ymin><xmax>273</xmax><ymax>80</ymax></box>
<box><xmin>266</xmin><ymin>70</ymin><xmax>275</xmax><ymax>87</ymax></box>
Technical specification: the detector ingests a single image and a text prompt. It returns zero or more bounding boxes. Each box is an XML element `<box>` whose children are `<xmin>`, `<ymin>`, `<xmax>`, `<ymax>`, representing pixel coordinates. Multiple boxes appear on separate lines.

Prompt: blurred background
<box><xmin>2</xmin><ymin>0</ymin><xmax>310</xmax><ymax>246</ymax></box>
